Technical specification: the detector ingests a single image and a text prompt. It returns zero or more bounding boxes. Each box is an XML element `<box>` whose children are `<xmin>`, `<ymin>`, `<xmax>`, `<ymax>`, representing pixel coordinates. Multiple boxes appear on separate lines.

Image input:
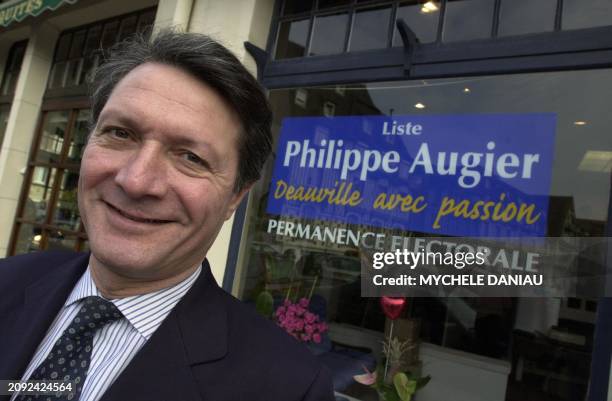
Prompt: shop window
<box><xmin>498</xmin><ymin>0</ymin><xmax>557</xmax><ymax>37</ymax></box>
<box><xmin>563</xmin><ymin>0</ymin><xmax>612</xmax><ymax>30</ymax></box>
<box><xmin>275</xmin><ymin>18</ymin><xmax>310</xmax><ymax>59</ymax></box>
<box><xmin>349</xmin><ymin>5</ymin><xmax>393</xmax><ymax>52</ymax></box>
<box><xmin>443</xmin><ymin>0</ymin><xmax>495</xmax><ymax>42</ymax></box>
<box><xmin>310</xmin><ymin>12</ymin><xmax>350</xmax><ymax>56</ymax></box>
<box><xmin>392</xmin><ymin>0</ymin><xmax>439</xmax><ymax>44</ymax></box>
<box><xmin>47</xmin><ymin>8</ymin><xmax>156</xmax><ymax>91</ymax></box>
<box><xmin>9</xmin><ymin>109</ymin><xmax>90</xmax><ymax>255</ymax></box>
<box><xmin>234</xmin><ymin>68</ymin><xmax>611</xmax><ymax>399</ymax></box>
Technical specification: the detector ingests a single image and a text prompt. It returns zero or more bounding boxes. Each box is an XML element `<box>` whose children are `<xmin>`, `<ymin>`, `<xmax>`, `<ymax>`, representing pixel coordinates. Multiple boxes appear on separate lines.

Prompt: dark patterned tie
<box><xmin>17</xmin><ymin>296</ymin><xmax>123</xmax><ymax>401</ymax></box>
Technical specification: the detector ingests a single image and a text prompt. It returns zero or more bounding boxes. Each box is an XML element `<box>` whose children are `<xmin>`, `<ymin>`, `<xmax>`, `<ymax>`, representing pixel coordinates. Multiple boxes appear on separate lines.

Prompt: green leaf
<box><xmin>255</xmin><ymin>291</ymin><xmax>274</xmax><ymax>318</ymax></box>
<box><xmin>393</xmin><ymin>372</ymin><xmax>417</xmax><ymax>401</ymax></box>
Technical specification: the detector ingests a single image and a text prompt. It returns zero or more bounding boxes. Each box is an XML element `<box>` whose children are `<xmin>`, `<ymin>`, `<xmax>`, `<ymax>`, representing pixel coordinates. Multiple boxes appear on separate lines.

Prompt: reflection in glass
<box><xmin>47</xmin><ymin>230</ymin><xmax>77</xmax><ymax>252</ymax></box>
<box><xmin>52</xmin><ymin>169</ymin><xmax>80</xmax><ymax>231</ymax></box>
<box><xmin>349</xmin><ymin>6</ymin><xmax>392</xmax><ymax>52</ymax></box>
<box><xmin>275</xmin><ymin>19</ymin><xmax>310</xmax><ymax>59</ymax></box>
<box><xmin>36</xmin><ymin>111</ymin><xmax>69</xmax><ymax>163</ymax></box>
<box><xmin>443</xmin><ymin>0</ymin><xmax>495</xmax><ymax>42</ymax></box>
<box><xmin>14</xmin><ymin>223</ymin><xmax>42</xmax><ymax>255</ymax></box>
<box><xmin>67</xmin><ymin>109</ymin><xmax>91</xmax><ymax>163</ymax></box>
<box><xmin>393</xmin><ymin>0</ymin><xmax>440</xmax><ymax>45</ymax></box>
<box><xmin>309</xmin><ymin>13</ymin><xmax>349</xmax><ymax>56</ymax></box>
<box><xmin>24</xmin><ymin>167</ymin><xmax>56</xmax><ymax>224</ymax></box>
<box><xmin>498</xmin><ymin>0</ymin><xmax>556</xmax><ymax>36</ymax></box>
<box><xmin>563</xmin><ymin>0</ymin><xmax>612</xmax><ymax>30</ymax></box>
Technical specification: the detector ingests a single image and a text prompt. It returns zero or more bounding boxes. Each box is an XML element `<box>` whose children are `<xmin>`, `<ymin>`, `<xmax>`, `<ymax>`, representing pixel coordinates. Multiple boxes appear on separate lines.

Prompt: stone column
<box><xmin>0</xmin><ymin>22</ymin><xmax>59</xmax><ymax>256</ymax></box>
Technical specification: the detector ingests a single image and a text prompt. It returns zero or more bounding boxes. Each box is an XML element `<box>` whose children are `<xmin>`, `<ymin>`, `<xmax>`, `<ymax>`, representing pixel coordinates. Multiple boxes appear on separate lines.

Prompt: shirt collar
<box><xmin>65</xmin><ymin>264</ymin><xmax>202</xmax><ymax>340</ymax></box>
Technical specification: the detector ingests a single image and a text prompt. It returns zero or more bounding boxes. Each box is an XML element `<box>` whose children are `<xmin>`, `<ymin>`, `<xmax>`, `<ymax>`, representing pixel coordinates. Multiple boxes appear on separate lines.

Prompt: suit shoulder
<box><xmin>0</xmin><ymin>251</ymin><xmax>84</xmax><ymax>290</ymax></box>
<box><xmin>220</xmin><ymin>289</ymin><xmax>324</xmax><ymax>372</ymax></box>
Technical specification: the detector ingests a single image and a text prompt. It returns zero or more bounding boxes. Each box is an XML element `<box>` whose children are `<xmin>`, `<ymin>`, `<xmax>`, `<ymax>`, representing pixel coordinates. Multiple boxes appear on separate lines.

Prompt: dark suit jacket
<box><xmin>0</xmin><ymin>251</ymin><xmax>335</xmax><ymax>401</ymax></box>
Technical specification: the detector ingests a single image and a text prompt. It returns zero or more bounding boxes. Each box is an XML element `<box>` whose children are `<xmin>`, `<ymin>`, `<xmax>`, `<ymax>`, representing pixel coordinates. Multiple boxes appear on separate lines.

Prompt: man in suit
<box><xmin>0</xmin><ymin>30</ymin><xmax>334</xmax><ymax>401</ymax></box>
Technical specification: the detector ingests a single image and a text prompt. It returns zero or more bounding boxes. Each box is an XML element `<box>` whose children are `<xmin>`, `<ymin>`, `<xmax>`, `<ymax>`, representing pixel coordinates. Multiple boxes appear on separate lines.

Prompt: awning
<box><xmin>0</xmin><ymin>0</ymin><xmax>78</xmax><ymax>28</ymax></box>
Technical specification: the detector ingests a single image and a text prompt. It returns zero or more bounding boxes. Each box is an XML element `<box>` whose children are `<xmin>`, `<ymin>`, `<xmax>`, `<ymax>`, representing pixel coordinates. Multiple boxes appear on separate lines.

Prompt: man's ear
<box><xmin>224</xmin><ymin>183</ymin><xmax>253</xmax><ymax>220</ymax></box>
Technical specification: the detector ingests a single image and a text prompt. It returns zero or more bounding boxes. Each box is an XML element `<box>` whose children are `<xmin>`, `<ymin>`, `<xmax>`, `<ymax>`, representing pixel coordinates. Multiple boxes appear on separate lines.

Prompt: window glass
<box><xmin>235</xmin><ymin>69</ymin><xmax>611</xmax><ymax>399</ymax></box>
<box><xmin>54</xmin><ymin>34</ymin><xmax>72</xmax><ymax>62</ymax></box>
<box><xmin>498</xmin><ymin>0</ymin><xmax>557</xmax><ymax>36</ymax></box>
<box><xmin>47</xmin><ymin>230</ymin><xmax>77</xmax><ymax>251</ymax></box>
<box><xmin>393</xmin><ymin>0</ymin><xmax>440</xmax><ymax>45</ymax></box>
<box><xmin>68</xmin><ymin>29</ymin><xmax>86</xmax><ymax>59</ymax></box>
<box><xmin>83</xmin><ymin>25</ymin><xmax>102</xmax><ymax>56</ymax></box>
<box><xmin>13</xmin><ymin>223</ymin><xmax>42</xmax><ymax>255</ymax></box>
<box><xmin>443</xmin><ymin>0</ymin><xmax>495</xmax><ymax>42</ymax></box>
<box><xmin>563</xmin><ymin>0</ymin><xmax>612</xmax><ymax>30</ymax></box>
<box><xmin>100</xmin><ymin>21</ymin><xmax>120</xmax><ymax>50</ymax></box>
<box><xmin>349</xmin><ymin>5</ymin><xmax>392</xmax><ymax>52</ymax></box>
<box><xmin>310</xmin><ymin>12</ymin><xmax>349</xmax><ymax>56</ymax></box>
<box><xmin>275</xmin><ymin>18</ymin><xmax>310</xmax><ymax>59</ymax></box>
<box><xmin>51</xmin><ymin>169</ymin><xmax>80</xmax><ymax>231</ymax></box>
<box><xmin>67</xmin><ymin>109</ymin><xmax>91</xmax><ymax>164</ymax></box>
<box><xmin>24</xmin><ymin>167</ymin><xmax>57</xmax><ymax>224</ymax></box>
<box><xmin>35</xmin><ymin>111</ymin><xmax>70</xmax><ymax>164</ymax></box>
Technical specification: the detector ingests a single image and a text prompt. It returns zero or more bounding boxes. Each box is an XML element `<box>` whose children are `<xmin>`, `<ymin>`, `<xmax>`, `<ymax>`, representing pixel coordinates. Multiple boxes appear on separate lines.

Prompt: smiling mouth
<box><xmin>105</xmin><ymin>201</ymin><xmax>171</xmax><ymax>224</ymax></box>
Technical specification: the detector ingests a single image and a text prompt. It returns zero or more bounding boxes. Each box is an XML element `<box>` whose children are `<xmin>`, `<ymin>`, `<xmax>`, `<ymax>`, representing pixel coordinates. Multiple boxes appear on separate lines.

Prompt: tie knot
<box><xmin>68</xmin><ymin>296</ymin><xmax>123</xmax><ymax>337</ymax></box>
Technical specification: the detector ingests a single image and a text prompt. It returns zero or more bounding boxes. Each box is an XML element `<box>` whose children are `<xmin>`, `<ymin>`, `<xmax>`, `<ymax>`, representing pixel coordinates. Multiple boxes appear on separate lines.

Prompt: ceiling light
<box><xmin>421</xmin><ymin>1</ymin><xmax>439</xmax><ymax>13</ymax></box>
<box><xmin>574</xmin><ymin>121</ymin><xmax>587</xmax><ymax>126</ymax></box>
<box><xmin>463</xmin><ymin>87</ymin><xmax>471</xmax><ymax>93</ymax></box>
<box><xmin>414</xmin><ymin>102</ymin><xmax>426</xmax><ymax>109</ymax></box>
<box><xmin>578</xmin><ymin>151</ymin><xmax>612</xmax><ymax>173</ymax></box>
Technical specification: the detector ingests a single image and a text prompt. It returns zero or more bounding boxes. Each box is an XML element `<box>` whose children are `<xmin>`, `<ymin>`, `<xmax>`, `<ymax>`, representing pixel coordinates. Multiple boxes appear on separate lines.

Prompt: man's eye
<box><xmin>107</xmin><ymin>128</ymin><xmax>130</xmax><ymax>139</ymax></box>
<box><xmin>182</xmin><ymin>151</ymin><xmax>207</xmax><ymax>167</ymax></box>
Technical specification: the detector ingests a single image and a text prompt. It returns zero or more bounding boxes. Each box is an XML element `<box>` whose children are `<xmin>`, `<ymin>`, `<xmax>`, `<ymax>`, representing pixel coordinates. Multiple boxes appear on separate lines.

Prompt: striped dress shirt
<box><xmin>12</xmin><ymin>264</ymin><xmax>201</xmax><ymax>401</ymax></box>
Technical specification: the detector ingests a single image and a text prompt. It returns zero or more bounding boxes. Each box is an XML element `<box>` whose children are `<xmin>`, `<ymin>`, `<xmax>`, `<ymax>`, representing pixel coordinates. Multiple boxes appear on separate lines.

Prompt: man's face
<box><xmin>78</xmin><ymin>62</ymin><xmax>248</xmax><ymax>280</ymax></box>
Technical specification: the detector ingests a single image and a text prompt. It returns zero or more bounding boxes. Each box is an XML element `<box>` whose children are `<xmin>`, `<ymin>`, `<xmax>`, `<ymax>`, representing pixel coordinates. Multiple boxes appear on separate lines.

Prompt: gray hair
<box><xmin>89</xmin><ymin>29</ymin><xmax>272</xmax><ymax>192</ymax></box>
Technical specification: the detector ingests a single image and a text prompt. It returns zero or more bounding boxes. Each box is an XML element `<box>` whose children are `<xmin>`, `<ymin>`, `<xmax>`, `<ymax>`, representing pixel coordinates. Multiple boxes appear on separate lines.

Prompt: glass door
<box><xmin>10</xmin><ymin>108</ymin><xmax>91</xmax><ymax>255</ymax></box>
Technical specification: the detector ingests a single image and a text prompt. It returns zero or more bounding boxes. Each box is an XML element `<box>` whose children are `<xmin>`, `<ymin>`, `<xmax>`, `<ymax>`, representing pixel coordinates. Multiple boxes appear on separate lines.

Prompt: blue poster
<box><xmin>266</xmin><ymin>114</ymin><xmax>556</xmax><ymax>237</ymax></box>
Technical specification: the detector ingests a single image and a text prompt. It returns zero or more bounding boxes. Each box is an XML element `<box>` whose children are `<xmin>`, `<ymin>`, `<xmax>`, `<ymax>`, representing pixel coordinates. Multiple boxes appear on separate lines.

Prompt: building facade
<box><xmin>0</xmin><ymin>1</ymin><xmax>611</xmax><ymax>400</ymax></box>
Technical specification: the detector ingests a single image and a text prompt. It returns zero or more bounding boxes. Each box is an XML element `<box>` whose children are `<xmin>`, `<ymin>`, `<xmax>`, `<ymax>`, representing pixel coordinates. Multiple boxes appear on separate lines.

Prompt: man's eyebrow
<box><xmin>97</xmin><ymin>108</ymin><xmax>215</xmax><ymax>152</ymax></box>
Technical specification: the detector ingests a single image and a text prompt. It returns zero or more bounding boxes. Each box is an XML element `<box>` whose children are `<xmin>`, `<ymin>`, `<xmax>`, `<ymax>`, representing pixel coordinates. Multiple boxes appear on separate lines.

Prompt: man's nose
<box><xmin>114</xmin><ymin>144</ymin><xmax>168</xmax><ymax>199</ymax></box>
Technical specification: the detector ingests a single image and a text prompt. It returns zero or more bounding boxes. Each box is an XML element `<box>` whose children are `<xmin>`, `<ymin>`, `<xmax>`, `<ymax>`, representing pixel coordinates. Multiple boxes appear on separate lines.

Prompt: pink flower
<box><xmin>312</xmin><ymin>333</ymin><xmax>322</xmax><ymax>343</ymax></box>
<box><xmin>299</xmin><ymin>298</ymin><xmax>309</xmax><ymax>308</ymax></box>
<box><xmin>354</xmin><ymin>366</ymin><xmax>377</xmax><ymax>386</ymax></box>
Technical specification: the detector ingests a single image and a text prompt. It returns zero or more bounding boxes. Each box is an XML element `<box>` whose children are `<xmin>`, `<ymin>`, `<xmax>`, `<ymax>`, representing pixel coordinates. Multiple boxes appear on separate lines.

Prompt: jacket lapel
<box><xmin>0</xmin><ymin>253</ymin><xmax>88</xmax><ymax>384</ymax></box>
<box><xmin>99</xmin><ymin>260</ymin><xmax>229</xmax><ymax>401</ymax></box>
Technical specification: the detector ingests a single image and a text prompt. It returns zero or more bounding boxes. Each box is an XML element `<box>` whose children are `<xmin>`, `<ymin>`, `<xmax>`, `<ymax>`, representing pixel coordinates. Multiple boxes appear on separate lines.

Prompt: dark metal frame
<box><xmin>226</xmin><ymin>2</ymin><xmax>612</xmax><ymax>400</ymax></box>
